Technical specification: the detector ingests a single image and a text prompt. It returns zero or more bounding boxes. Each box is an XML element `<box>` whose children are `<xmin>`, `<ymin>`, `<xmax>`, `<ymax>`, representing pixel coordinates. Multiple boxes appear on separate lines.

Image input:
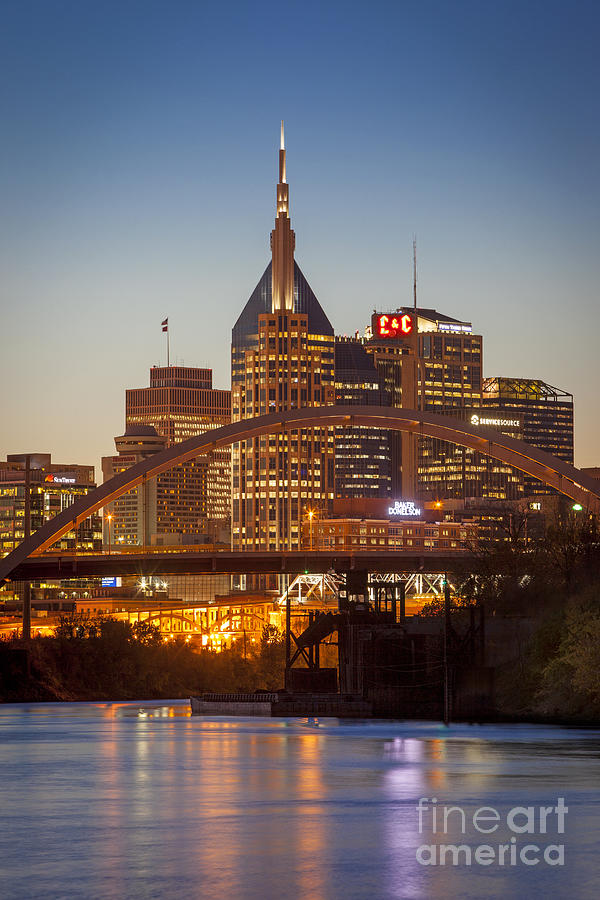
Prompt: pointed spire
<box><xmin>279</xmin><ymin>119</ymin><xmax>287</xmax><ymax>186</ymax></box>
<box><xmin>271</xmin><ymin>121</ymin><xmax>295</xmax><ymax>311</ymax></box>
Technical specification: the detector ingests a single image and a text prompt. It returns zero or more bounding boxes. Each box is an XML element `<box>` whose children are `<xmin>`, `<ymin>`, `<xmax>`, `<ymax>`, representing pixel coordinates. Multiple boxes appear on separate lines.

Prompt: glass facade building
<box><xmin>483</xmin><ymin>377</ymin><xmax>574</xmax><ymax>495</ymax></box>
<box><xmin>417</xmin><ymin>407</ymin><xmax>525</xmax><ymax>501</ymax></box>
<box><xmin>334</xmin><ymin>338</ymin><xmax>391</xmax><ymax>498</ymax></box>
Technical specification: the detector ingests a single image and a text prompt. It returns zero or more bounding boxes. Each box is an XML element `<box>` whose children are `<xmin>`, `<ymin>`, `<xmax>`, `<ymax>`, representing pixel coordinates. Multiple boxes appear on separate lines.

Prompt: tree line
<box><xmin>0</xmin><ymin>618</ymin><xmax>287</xmax><ymax>703</ymax></box>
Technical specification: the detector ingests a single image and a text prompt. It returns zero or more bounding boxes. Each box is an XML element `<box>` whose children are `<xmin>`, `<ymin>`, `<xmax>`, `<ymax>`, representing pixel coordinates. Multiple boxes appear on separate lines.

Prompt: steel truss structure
<box><xmin>278</xmin><ymin>572</ymin><xmax>344</xmax><ymax>609</ymax></box>
<box><xmin>278</xmin><ymin>571</ymin><xmax>454</xmax><ymax>610</ymax></box>
<box><xmin>368</xmin><ymin>572</ymin><xmax>454</xmax><ymax>597</ymax></box>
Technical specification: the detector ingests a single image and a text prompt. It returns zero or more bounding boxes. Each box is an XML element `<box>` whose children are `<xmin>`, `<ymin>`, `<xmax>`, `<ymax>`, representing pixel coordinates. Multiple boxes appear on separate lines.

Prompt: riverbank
<box><xmin>3</xmin><ymin>590</ymin><xmax>600</xmax><ymax>725</ymax></box>
<box><xmin>2</xmin><ymin>637</ymin><xmax>600</xmax><ymax>725</ymax></box>
<box><xmin>0</xmin><ymin>617</ymin><xmax>286</xmax><ymax>703</ymax></box>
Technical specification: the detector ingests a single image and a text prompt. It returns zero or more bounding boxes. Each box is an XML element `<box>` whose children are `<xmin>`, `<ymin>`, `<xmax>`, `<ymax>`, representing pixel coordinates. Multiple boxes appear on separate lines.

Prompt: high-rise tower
<box><xmin>114</xmin><ymin>366</ymin><xmax>231</xmax><ymax>542</ymax></box>
<box><xmin>231</xmin><ymin>126</ymin><xmax>335</xmax><ymax>552</ymax></box>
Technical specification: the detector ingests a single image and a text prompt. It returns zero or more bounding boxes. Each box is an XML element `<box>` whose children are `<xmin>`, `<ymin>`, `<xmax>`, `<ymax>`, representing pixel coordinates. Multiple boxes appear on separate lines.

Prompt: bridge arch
<box><xmin>1</xmin><ymin>405</ymin><xmax>598</xmax><ymax>583</ymax></box>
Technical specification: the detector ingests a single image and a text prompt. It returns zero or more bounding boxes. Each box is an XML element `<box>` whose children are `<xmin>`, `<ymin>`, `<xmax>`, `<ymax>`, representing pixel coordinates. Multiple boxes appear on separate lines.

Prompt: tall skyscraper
<box><xmin>362</xmin><ymin>307</ymin><xmax>484</xmax><ymax>498</ymax></box>
<box><xmin>231</xmin><ymin>124</ymin><xmax>335</xmax><ymax>551</ymax></box>
<box><xmin>363</xmin><ymin>311</ymin><xmax>420</xmax><ymax>496</ymax></box>
<box><xmin>125</xmin><ymin>365</ymin><xmax>231</xmax><ymax>535</ymax></box>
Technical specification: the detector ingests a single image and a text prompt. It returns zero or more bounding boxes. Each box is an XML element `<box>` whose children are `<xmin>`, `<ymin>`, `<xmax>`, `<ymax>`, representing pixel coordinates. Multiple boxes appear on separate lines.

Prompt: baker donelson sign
<box><xmin>388</xmin><ymin>500</ymin><xmax>422</xmax><ymax>517</ymax></box>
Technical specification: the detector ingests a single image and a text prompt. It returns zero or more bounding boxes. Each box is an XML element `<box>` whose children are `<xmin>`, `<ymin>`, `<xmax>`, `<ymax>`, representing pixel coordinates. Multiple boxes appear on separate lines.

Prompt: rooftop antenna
<box><xmin>413</xmin><ymin>235</ymin><xmax>417</xmax><ymax>311</ymax></box>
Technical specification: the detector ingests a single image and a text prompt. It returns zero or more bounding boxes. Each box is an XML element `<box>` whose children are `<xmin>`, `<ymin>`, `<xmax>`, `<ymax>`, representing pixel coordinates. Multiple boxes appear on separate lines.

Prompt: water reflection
<box><xmin>0</xmin><ymin>704</ymin><xmax>599</xmax><ymax>899</ymax></box>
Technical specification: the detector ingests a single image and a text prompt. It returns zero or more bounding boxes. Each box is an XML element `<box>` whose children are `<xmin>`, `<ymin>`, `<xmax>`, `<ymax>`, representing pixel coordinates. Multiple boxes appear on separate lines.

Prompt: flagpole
<box><xmin>161</xmin><ymin>317</ymin><xmax>170</xmax><ymax>366</ymax></box>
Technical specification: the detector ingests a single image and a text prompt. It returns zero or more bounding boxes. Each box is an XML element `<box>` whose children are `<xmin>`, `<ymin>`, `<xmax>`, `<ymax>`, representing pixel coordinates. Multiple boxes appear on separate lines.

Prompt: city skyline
<box><xmin>2</xmin><ymin>7</ymin><xmax>600</xmax><ymax>896</ymax></box>
<box><xmin>1</xmin><ymin>0</ymin><xmax>598</xmax><ymax>473</ymax></box>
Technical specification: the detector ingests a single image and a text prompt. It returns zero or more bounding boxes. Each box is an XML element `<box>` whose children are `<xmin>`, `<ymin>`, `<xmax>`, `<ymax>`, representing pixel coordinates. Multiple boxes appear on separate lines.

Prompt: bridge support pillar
<box><xmin>399</xmin><ymin>582</ymin><xmax>406</xmax><ymax>624</ymax></box>
<box><xmin>284</xmin><ymin>582</ymin><xmax>291</xmax><ymax>690</ymax></box>
<box><xmin>443</xmin><ymin>579</ymin><xmax>451</xmax><ymax>725</ymax></box>
<box><xmin>22</xmin><ymin>582</ymin><xmax>31</xmax><ymax>641</ymax></box>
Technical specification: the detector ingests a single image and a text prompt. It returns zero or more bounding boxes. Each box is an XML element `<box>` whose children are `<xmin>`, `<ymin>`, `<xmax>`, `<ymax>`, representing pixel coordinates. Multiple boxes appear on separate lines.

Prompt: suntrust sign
<box><xmin>470</xmin><ymin>414</ymin><xmax>520</xmax><ymax>429</ymax></box>
<box><xmin>45</xmin><ymin>474</ymin><xmax>77</xmax><ymax>485</ymax></box>
<box><xmin>388</xmin><ymin>500</ymin><xmax>422</xmax><ymax>517</ymax></box>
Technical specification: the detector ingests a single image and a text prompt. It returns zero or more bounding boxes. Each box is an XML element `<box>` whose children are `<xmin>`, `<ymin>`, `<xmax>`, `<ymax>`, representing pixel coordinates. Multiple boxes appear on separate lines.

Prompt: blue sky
<box><xmin>1</xmin><ymin>0</ymin><xmax>598</xmax><ymax>472</ymax></box>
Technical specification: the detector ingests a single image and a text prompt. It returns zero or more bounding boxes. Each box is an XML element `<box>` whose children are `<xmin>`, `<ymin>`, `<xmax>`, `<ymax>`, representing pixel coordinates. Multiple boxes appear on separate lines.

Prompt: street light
<box><xmin>306</xmin><ymin>508</ymin><xmax>316</xmax><ymax>550</ymax></box>
<box><xmin>106</xmin><ymin>513</ymin><xmax>112</xmax><ymax>555</ymax></box>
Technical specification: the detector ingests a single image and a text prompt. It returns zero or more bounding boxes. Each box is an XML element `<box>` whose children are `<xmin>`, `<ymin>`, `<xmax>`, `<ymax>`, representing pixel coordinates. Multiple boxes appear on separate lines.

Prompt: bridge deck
<box><xmin>7</xmin><ymin>549</ymin><xmax>470</xmax><ymax>581</ymax></box>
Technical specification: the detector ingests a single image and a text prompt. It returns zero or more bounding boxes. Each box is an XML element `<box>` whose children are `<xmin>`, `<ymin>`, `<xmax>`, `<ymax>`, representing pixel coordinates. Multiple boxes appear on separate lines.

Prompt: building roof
<box><xmin>483</xmin><ymin>377</ymin><xmax>573</xmax><ymax>401</ymax></box>
<box><xmin>6</xmin><ymin>453</ymin><xmax>52</xmax><ymax>468</ymax></box>
<box><xmin>232</xmin><ymin>261</ymin><xmax>334</xmax><ymax>348</ymax></box>
<box><xmin>416</xmin><ymin>307</ymin><xmax>463</xmax><ymax>324</ymax></box>
<box><xmin>335</xmin><ymin>339</ymin><xmax>379</xmax><ymax>380</ymax></box>
<box><xmin>123</xmin><ymin>424</ymin><xmax>160</xmax><ymax>437</ymax></box>
<box><xmin>397</xmin><ymin>307</ymin><xmax>468</xmax><ymax>325</ymax></box>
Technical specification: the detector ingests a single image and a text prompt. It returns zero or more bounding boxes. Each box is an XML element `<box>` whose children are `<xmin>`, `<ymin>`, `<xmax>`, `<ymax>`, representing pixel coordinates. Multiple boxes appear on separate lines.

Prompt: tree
<box><xmin>54</xmin><ymin>612</ymin><xmax>104</xmax><ymax>640</ymax></box>
<box><xmin>537</xmin><ymin>585</ymin><xmax>600</xmax><ymax>718</ymax></box>
<box><xmin>255</xmin><ymin>625</ymin><xmax>286</xmax><ymax>690</ymax></box>
<box><xmin>419</xmin><ymin>595</ymin><xmax>473</xmax><ymax>617</ymax></box>
<box><xmin>544</xmin><ymin>513</ymin><xmax>600</xmax><ymax>591</ymax></box>
<box><xmin>132</xmin><ymin>620</ymin><xmax>162</xmax><ymax>646</ymax></box>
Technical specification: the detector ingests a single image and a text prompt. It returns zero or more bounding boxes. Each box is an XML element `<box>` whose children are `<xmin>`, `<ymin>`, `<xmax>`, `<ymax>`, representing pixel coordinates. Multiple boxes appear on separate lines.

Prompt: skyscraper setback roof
<box><xmin>232</xmin><ymin>261</ymin><xmax>334</xmax><ymax>348</ymax></box>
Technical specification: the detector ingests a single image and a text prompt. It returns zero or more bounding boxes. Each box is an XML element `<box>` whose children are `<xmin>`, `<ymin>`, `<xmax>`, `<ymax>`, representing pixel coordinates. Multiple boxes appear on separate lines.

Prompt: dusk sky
<box><xmin>1</xmin><ymin>0</ymin><xmax>598</xmax><ymax>474</ymax></box>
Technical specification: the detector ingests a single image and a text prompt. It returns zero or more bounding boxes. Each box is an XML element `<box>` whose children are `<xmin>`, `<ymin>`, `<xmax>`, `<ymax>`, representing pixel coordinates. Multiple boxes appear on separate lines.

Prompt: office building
<box><xmin>231</xmin><ymin>124</ymin><xmax>335</xmax><ymax>551</ymax></box>
<box><xmin>124</xmin><ymin>365</ymin><xmax>231</xmax><ymax>536</ymax></box>
<box><xmin>362</xmin><ymin>311</ymin><xmax>419</xmax><ymax>496</ymax></box>
<box><xmin>582</xmin><ymin>467</ymin><xmax>600</xmax><ymax>481</ymax></box>
<box><xmin>101</xmin><ymin>425</ymin><xmax>231</xmax><ymax>603</ymax></box>
<box><xmin>334</xmin><ymin>337</ymin><xmax>391</xmax><ymax>499</ymax></box>
<box><xmin>101</xmin><ymin>425</ymin><xmax>166</xmax><ymax>546</ymax></box>
<box><xmin>0</xmin><ymin>453</ymin><xmax>101</xmax><ymax>556</ymax></box>
<box><xmin>302</xmin><ymin>512</ymin><xmax>472</xmax><ymax>552</ymax></box>
<box><xmin>418</xmin><ymin>407</ymin><xmax>525</xmax><ymax>501</ymax></box>
<box><xmin>483</xmin><ymin>377</ymin><xmax>574</xmax><ymax>495</ymax></box>
<box><xmin>363</xmin><ymin>307</ymin><xmax>484</xmax><ymax>498</ymax></box>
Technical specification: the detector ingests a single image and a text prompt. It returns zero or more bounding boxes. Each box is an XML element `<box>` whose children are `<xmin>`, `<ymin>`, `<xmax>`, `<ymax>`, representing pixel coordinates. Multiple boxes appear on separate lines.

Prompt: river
<box><xmin>0</xmin><ymin>701</ymin><xmax>598</xmax><ymax>899</ymax></box>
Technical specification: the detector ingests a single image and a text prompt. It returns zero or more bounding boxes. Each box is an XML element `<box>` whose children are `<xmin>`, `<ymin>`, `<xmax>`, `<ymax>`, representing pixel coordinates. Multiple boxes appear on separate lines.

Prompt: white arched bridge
<box><xmin>1</xmin><ymin>406</ymin><xmax>598</xmax><ymax>584</ymax></box>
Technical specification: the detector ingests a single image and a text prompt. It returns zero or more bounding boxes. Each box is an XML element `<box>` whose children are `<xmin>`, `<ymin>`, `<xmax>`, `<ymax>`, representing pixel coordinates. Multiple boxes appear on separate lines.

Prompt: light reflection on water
<box><xmin>0</xmin><ymin>702</ymin><xmax>599</xmax><ymax>899</ymax></box>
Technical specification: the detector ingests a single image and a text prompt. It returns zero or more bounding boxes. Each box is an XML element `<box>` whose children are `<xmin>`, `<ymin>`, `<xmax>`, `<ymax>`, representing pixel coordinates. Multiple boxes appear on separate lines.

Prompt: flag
<box><xmin>161</xmin><ymin>318</ymin><xmax>168</xmax><ymax>332</ymax></box>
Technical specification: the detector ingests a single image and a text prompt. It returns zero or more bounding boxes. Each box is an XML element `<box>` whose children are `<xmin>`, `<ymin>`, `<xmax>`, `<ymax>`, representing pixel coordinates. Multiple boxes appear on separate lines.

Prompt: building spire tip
<box><xmin>280</xmin><ymin>120</ymin><xmax>285</xmax><ymax>151</ymax></box>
